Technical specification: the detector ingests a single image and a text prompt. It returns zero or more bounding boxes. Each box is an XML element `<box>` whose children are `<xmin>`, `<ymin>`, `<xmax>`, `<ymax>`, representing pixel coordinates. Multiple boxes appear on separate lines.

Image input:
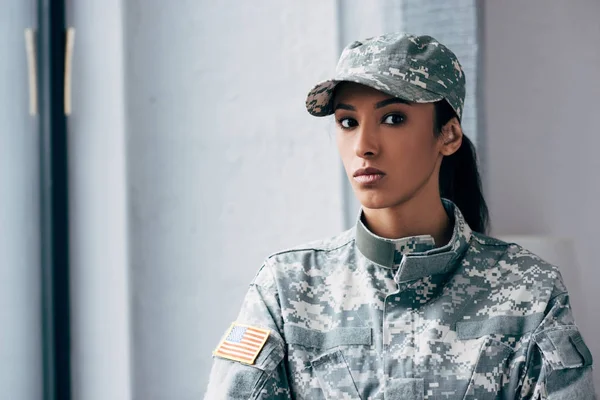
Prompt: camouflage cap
<box><xmin>305</xmin><ymin>33</ymin><xmax>466</xmax><ymax>120</ymax></box>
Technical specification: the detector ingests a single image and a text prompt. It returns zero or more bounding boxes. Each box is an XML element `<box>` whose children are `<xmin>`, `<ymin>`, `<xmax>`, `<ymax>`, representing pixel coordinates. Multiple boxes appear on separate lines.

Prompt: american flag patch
<box><xmin>213</xmin><ymin>323</ymin><xmax>270</xmax><ymax>365</ymax></box>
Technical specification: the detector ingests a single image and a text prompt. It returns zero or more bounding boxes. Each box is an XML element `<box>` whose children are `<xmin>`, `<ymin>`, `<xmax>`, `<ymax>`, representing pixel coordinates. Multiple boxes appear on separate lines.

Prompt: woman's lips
<box><xmin>353</xmin><ymin>173</ymin><xmax>385</xmax><ymax>184</ymax></box>
<box><xmin>353</xmin><ymin>167</ymin><xmax>386</xmax><ymax>185</ymax></box>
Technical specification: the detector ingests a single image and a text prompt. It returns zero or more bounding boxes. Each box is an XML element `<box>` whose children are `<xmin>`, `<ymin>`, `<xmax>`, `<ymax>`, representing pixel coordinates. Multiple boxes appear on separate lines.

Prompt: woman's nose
<box><xmin>354</xmin><ymin>126</ymin><xmax>379</xmax><ymax>158</ymax></box>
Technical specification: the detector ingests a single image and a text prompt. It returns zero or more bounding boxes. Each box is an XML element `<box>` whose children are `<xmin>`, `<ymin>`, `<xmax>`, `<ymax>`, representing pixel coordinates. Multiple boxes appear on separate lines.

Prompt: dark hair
<box><xmin>434</xmin><ymin>100</ymin><xmax>489</xmax><ymax>234</ymax></box>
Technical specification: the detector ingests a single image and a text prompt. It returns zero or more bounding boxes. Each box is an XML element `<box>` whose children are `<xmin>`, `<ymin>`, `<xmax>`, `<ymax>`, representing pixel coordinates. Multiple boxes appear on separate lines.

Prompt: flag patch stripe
<box><xmin>218</xmin><ymin>347</ymin><xmax>254</xmax><ymax>359</ymax></box>
<box><xmin>219</xmin><ymin>343</ymin><xmax>256</xmax><ymax>356</ymax></box>
<box><xmin>242</xmin><ymin>337</ymin><xmax>262</xmax><ymax>344</ymax></box>
<box><xmin>245</xmin><ymin>333</ymin><xmax>264</xmax><ymax>340</ymax></box>
<box><xmin>221</xmin><ymin>341</ymin><xmax>257</xmax><ymax>352</ymax></box>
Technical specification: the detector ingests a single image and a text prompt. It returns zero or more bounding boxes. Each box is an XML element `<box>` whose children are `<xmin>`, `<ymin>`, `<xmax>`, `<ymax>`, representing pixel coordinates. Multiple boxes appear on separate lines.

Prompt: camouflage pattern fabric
<box><xmin>306</xmin><ymin>33</ymin><xmax>466</xmax><ymax>120</ymax></box>
<box><xmin>204</xmin><ymin>200</ymin><xmax>595</xmax><ymax>399</ymax></box>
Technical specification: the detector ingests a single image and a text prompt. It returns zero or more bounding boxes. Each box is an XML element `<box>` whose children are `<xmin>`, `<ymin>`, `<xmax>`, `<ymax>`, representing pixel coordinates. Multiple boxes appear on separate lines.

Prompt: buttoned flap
<box><xmin>533</xmin><ymin>326</ymin><xmax>593</xmax><ymax>371</ymax></box>
<box><xmin>311</xmin><ymin>349</ymin><xmax>362</xmax><ymax>400</ymax></box>
<box><xmin>283</xmin><ymin>325</ymin><xmax>372</xmax><ymax>350</ymax></box>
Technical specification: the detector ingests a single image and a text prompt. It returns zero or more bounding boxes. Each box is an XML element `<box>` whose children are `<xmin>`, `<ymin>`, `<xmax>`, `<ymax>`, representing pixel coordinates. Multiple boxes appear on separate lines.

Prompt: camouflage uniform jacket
<box><xmin>205</xmin><ymin>200</ymin><xmax>595</xmax><ymax>399</ymax></box>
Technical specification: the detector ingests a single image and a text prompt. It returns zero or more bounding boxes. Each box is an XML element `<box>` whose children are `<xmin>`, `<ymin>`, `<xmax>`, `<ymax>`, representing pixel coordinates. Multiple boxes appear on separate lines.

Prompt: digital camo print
<box><xmin>204</xmin><ymin>200</ymin><xmax>595</xmax><ymax>399</ymax></box>
<box><xmin>306</xmin><ymin>33</ymin><xmax>466</xmax><ymax>120</ymax></box>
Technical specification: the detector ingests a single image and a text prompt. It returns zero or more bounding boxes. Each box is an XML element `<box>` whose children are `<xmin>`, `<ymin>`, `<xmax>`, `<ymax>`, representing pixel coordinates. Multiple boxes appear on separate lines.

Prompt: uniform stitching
<box><xmin>266</xmin><ymin>231</ymin><xmax>355</xmax><ymax>258</ymax></box>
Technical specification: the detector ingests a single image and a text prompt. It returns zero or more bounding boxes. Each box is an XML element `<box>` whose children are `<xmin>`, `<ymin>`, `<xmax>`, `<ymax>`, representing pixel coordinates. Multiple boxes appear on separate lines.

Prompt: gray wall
<box><xmin>123</xmin><ymin>1</ymin><xmax>343</xmax><ymax>398</ymax></box>
<box><xmin>0</xmin><ymin>1</ymin><xmax>42</xmax><ymax>398</ymax></box>
<box><xmin>483</xmin><ymin>0</ymin><xmax>600</xmax><ymax>388</ymax></box>
<box><xmin>68</xmin><ymin>1</ymin><xmax>132</xmax><ymax>399</ymax></box>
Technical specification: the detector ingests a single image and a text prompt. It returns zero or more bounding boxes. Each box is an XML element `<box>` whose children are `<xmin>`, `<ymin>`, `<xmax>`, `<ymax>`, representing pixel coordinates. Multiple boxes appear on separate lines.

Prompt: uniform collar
<box><xmin>355</xmin><ymin>199</ymin><xmax>472</xmax><ymax>283</ymax></box>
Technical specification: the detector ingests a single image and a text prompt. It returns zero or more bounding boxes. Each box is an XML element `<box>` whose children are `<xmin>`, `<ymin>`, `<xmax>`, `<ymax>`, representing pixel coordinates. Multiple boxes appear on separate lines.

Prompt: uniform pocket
<box><xmin>311</xmin><ymin>349</ymin><xmax>362</xmax><ymax>400</ymax></box>
<box><xmin>456</xmin><ymin>314</ymin><xmax>538</xmax><ymax>399</ymax></box>
<box><xmin>284</xmin><ymin>325</ymin><xmax>370</xmax><ymax>399</ymax></box>
<box><xmin>462</xmin><ymin>338</ymin><xmax>513</xmax><ymax>400</ymax></box>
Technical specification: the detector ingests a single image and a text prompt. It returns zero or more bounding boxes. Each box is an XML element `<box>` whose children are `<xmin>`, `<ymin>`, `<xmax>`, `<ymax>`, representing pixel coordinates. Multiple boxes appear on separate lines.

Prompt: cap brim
<box><xmin>305</xmin><ymin>73</ymin><xmax>443</xmax><ymax>117</ymax></box>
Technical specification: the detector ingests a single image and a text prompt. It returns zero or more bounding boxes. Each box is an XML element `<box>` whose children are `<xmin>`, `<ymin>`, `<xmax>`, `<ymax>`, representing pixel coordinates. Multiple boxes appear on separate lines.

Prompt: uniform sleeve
<box><xmin>518</xmin><ymin>291</ymin><xmax>596</xmax><ymax>399</ymax></box>
<box><xmin>204</xmin><ymin>262</ymin><xmax>292</xmax><ymax>400</ymax></box>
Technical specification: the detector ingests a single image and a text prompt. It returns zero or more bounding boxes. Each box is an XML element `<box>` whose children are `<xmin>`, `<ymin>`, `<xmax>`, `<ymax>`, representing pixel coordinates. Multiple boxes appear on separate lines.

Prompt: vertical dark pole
<box><xmin>38</xmin><ymin>0</ymin><xmax>71</xmax><ymax>399</ymax></box>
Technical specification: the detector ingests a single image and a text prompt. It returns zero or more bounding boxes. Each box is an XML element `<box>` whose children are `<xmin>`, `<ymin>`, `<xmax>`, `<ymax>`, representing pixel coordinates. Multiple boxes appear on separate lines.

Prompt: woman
<box><xmin>204</xmin><ymin>33</ymin><xmax>595</xmax><ymax>399</ymax></box>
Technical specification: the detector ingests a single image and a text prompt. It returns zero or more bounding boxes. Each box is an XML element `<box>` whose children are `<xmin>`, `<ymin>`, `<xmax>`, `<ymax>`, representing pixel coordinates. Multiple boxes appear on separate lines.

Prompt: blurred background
<box><xmin>1</xmin><ymin>0</ymin><xmax>599</xmax><ymax>399</ymax></box>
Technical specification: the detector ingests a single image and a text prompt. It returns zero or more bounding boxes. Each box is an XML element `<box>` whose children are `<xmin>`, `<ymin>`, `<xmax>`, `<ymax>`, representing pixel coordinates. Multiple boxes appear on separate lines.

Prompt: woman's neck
<box><xmin>361</xmin><ymin>196</ymin><xmax>453</xmax><ymax>248</ymax></box>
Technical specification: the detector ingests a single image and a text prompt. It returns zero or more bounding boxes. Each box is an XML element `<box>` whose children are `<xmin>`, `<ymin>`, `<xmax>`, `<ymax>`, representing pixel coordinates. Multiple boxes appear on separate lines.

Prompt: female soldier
<box><xmin>204</xmin><ymin>33</ymin><xmax>595</xmax><ymax>399</ymax></box>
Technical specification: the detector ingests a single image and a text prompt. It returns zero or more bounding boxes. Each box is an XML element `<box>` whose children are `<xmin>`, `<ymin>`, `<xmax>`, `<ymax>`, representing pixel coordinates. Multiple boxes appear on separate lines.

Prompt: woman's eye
<box><xmin>383</xmin><ymin>114</ymin><xmax>405</xmax><ymax>125</ymax></box>
<box><xmin>338</xmin><ymin>118</ymin><xmax>358</xmax><ymax>129</ymax></box>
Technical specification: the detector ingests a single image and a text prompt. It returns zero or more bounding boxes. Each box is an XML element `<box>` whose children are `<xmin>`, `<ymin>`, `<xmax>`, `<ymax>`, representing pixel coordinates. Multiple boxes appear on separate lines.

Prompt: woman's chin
<box><xmin>355</xmin><ymin>190</ymin><xmax>416</xmax><ymax>211</ymax></box>
<box><xmin>356</xmin><ymin>195</ymin><xmax>396</xmax><ymax>210</ymax></box>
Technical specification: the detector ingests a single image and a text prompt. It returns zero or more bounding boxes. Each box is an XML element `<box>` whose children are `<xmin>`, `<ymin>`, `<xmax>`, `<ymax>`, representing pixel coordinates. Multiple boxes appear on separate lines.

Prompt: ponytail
<box><xmin>435</xmin><ymin>101</ymin><xmax>489</xmax><ymax>234</ymax></box>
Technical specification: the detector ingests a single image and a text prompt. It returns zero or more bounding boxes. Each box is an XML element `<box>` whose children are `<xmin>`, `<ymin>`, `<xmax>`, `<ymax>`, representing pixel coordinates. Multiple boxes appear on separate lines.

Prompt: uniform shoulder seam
<box><xmin>267</xmin><ymin>235</ymin><xmax>354</xmax><ymax>258</ymax></box>
<box><xmin>471</xmin><ymin>232</ymin><xmax>511</xmax><ymax>247</ymax></box>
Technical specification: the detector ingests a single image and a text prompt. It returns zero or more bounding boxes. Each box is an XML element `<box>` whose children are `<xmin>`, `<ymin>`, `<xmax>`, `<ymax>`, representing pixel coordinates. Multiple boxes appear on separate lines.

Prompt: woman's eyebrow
<box><xmin>334</xmin><ymin>97</ymin><xmax>410</xmax><ymax>111</ymax></box>
<box><xmin>334</xmin><ymin>103</ymin><xmax>355</xmax><ymax>111</ymax></box>
<box><xmin>375</xmin><ymin>97</ymin><xmax>411</xmax><ymax>109</ymax></box>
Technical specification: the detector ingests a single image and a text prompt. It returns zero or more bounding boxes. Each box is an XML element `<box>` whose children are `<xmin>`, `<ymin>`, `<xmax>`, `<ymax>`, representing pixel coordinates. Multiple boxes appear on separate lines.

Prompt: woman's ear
<box><xmin>440</xmin><ymin>117</ymin><xmax>463</xmax><ymax>156</ymax></box>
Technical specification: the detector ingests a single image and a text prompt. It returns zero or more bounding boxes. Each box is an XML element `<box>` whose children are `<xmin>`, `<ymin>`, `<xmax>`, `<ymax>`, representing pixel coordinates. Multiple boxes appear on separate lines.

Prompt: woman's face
<box><xmin>333</xmin><ymin>82</ymin><xmax>445</xmax><ymax>210</ymax></box>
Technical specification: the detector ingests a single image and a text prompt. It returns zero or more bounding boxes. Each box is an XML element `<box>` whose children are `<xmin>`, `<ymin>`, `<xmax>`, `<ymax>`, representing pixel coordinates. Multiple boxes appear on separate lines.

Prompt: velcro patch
<box><xmin>213</xmin><ymin>322</ymin><xmax>270</xmax><ymax>365</ymax></box>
